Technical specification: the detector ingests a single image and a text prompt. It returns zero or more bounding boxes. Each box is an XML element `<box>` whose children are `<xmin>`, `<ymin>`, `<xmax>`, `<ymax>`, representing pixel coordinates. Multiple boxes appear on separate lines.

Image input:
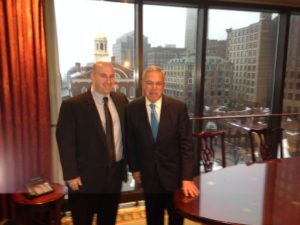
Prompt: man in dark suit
<box><xmin>126</xmin><ymin>65</ymin><xmax>199</xmax><ymax>225</ymax></box>
<box><xmin>56</xmin><ymin>62</ymin><xmax>128</xmax><ymax>225</ymax></box>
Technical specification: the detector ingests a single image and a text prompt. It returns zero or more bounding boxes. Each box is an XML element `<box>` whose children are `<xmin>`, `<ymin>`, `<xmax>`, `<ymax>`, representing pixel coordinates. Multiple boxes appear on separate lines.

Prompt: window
<box><xmin>282</xmin><ymin>15</ymin><xmax>300</xmax><ymax>157</ymax></box>
<box><xmin>50</xmin><ymin>0</ymin><xmax>300</xmax><ymax>183</ymax></box>
<box><xmin>130</xmin><ymin>87</ymin><xmax>135</xmax><ymax>98</ymax></box>
<box><xmin>54</xmin><ymin>0</ymin><xmax>135</xmax><ymax>100</ymax></box>
<box><xmin>203</xmin><ymin>9</ymin><xmax>279</xmax><ymax>164</ymax></box>
<box><xmin>81</xmin><ymin>87</ymin><xmax>88</xmax><ymax>93</ymax></box>
<box><xmin>120</xmin><ymin>87</ymin><xmax>126</xmax><ymax>95</ymax></box>
<box><xmin>206</xmin><ymin>9</ymin><xmax>278</xmax><ymax>113</ymax></box>
<box><xmin>144</xmin><ymin>5</ymin><xmax>197</xmax><ymax>114</ymax></box>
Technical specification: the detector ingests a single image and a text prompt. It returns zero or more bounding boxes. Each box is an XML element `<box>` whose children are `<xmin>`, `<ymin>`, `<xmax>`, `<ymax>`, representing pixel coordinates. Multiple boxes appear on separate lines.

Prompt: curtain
<box><xmin>44</xmin><ymin>0</ymin><xmax>64</xmax><ymax>185</ymax></box>
<box><xmin>0</xmin><ymin>0</ymin><xmax>51</xmax><ymax>218</ymax></box>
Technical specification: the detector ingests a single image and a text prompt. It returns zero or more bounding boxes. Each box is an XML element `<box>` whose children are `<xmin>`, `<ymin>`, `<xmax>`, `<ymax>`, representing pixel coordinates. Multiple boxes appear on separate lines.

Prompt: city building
<box><xmin>164</xmin><ymin>55</ymin><xmax>233</xmax><ymax>114</ymax></box>
<box><xmin>206</xmin><ymin>40</ymin><xmax>227</xmax><ymax>58</ymax></box>
<box><xmin>185</xmin><ymin>8</ymin><xmax>197</xmax><ymax>54</ymax></box>
<box><xmin>163</xmin><ymin>55</ymin><xmax>195</xmax><ymax>113</ymax></box>
<box><xmin>112</xmin><ymin>31</ymin><xmax>150</xmax><ymax>69</ymax></box>
<box><xmin>67</xmin><ymin>33</ymin><xmax>135</xmax><ymax>100</ymax></box>
<box><xmin>68</xmin><ymin>61</ymin><xmax>135</xmax><ymax>100</ymax></box>
<box><xmin>146</xmin><ymin>45</ymin><xmax>186</xmax><ymax>68</ymax></box>
<box><xmin>226</xmin><ymin>13</ymin><xmax>277</xmax><ymax>107</ymax></box>
<box><xmin>283</xmin><ymin>15</ymin><xmax>300</xmax><ymax>114</ymax></box>
<box><xmin>204</xmin><ymin>56</ymin><xmax>234</xmax><ymax>107</ymax></box>
<box><xmin>94</xmin><ymin>33</ymin><xmax>109</xmax><ymax>62</ymax></box>
<box><xmin>282</xmin><ymin>15</ymin><xmax>300</xmax><ymax>155</ymax></box>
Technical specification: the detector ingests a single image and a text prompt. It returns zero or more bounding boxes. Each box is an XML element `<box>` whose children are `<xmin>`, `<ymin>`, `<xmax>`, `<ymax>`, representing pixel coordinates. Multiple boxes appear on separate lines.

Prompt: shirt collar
<box><xmin>145</xmin><ymin>96</ymin><xmax>162</xmax><ymax>109</ymax></box>
<box><xmin>91</xmin><ymin>85</ymin><xmax>110</xmax><ymax>104</ymax></box>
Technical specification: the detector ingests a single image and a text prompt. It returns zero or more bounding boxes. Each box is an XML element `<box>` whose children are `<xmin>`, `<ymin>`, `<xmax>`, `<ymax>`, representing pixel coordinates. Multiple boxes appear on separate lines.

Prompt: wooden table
<box><xmin>12</xmin><ymin>183</ymin><xmax>67</xmax><ymax>225</ymax></box>
<box><xmin>174</xmin><ymin>157</ymin><xmax>300</xmax><ymax>225</ymax></box>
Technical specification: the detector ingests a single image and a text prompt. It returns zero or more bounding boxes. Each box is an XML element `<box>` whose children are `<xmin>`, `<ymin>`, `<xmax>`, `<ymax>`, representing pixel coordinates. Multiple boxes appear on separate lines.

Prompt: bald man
<box><xmin>56</xmin><ymin>62</ymin><xmax>128</xmax><ymax>225</ymax></box>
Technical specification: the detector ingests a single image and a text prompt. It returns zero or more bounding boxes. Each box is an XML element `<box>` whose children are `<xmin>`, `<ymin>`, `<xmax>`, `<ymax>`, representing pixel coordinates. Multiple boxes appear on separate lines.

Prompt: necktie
<box><xmin>150</xmin><ymin>103</ymin><xmax>158</xmax><ymax>141</ymax></box>
<box><xmin>103</xmin><ymin>97</ymin><xmax>116</xmax><ymax>163</ymax></box>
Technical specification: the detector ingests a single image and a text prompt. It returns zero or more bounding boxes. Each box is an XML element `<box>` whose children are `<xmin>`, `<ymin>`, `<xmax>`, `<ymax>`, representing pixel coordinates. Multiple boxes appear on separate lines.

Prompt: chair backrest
<box><xmin>193</xmin><ymin>131</ymin><xmax>226</xmax><ymax>173</ymax></box>
<box><xmin>248</xmin><ymin>127</ymin><xmax>284</xmax><ymax>162</ymax></box>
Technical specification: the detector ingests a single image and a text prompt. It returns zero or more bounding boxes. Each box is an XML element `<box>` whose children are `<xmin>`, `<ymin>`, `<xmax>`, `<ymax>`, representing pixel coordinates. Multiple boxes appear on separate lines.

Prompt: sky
<box><xmin>208</xmin><ymin>10</ymin><xmax>260</xmax><ymax>39</ymax></box>
<box><xmin>54</xmin><ymin>0</ymin><xmax>265</xmax><ymax>74</ymax></box>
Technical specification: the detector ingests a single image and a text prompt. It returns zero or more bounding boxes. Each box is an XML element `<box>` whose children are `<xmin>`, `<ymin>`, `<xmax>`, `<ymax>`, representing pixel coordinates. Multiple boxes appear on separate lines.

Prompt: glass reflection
<box><xmin>198</xmin><ymin>158</ymin><xmax>300</xmax><ymax>225</ymax></box>
<box><xmin>200</xmin><ymin>163</ymin><xmax>266</xmax><ymax>224</ymax></box>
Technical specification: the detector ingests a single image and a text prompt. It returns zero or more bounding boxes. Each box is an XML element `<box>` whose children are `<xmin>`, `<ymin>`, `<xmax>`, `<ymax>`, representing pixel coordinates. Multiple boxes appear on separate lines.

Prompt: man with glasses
<box><xmin>126</xmin><ymin>65</ymin><xmax>199</xmax><ymax>225</ymax></box>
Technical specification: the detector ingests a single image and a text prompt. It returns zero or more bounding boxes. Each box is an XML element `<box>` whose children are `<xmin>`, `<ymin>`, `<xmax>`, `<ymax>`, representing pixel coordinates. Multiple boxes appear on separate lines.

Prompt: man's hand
<box><xmin>182</xmin><ymin>180</ymin><xmax>199</xmax><ymax>197</ymax></box>
<box><xmin>132</xmin><ymin>172</ymin><xmax>142</xmax><ymax>184</ymax></box>
<box><xmin>67</xmin><ymin>177</ymin><xmax>82</xmax><ymax>191</ymax></box>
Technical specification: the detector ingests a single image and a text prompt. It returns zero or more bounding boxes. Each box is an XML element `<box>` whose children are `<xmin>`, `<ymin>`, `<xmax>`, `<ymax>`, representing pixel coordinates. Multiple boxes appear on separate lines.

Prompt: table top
<box><xmin>12</xmin><ymin>183</ymin><xmax>67</xmax><ymax>206</ymax></box>
<box><xmin>174</xmin><ymin>157</ymin><xmax>300</xmax><ymax>225</ymax></box>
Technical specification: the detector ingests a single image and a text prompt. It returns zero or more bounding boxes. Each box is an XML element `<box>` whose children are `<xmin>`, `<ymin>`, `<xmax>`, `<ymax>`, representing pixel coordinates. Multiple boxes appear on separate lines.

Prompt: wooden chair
<box><xmin>248</xmin><ymin>127</ymin><xmax>284</xmax><ymax>162</ymax></box>
<box><xmin>193</xmin><ymin>131</ymin><xmax>226</xmax><ymax>173</ymax></box>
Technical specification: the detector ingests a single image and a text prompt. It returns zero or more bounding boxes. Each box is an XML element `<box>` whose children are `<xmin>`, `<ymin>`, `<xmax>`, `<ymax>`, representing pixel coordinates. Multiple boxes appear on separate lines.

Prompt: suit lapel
<box><xmin>85</xmin><ymin>89</ymin><xmax>107</xmax><ymax>144</ymax></box>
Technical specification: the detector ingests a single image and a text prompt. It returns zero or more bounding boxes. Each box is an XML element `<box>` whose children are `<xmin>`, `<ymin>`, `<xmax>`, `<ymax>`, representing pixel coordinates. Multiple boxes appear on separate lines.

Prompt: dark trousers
<box><xmin>69</xmin><ymin>193</ymin><xmax>121</xmax><ymax>225</ymax></box>
<box><xmin>143</xmin><ymin>170</ymin><xmax>183</xmax><ymax>225</ymax></box>
<box><xmin>144</xmin><ymin>193</ymin><xmax>183</xmax><ymax>225</ymax></box>
<box><xmin>68</xmin><ymin>162</ymin><xmax>123</xmax><ymax>225</ymax></box>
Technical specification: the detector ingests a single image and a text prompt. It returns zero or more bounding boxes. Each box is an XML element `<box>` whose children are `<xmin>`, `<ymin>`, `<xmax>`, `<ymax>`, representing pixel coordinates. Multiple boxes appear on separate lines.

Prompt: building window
<box><xmin>81</xmin><ymin>86</ymin><xmax>88</xmax><ymax>93</ymax></box>
<box><xmin>130</xmin><ymin>87</ymin><xmax>135</xmax><ymax>98</ymax></box>
<box><xmin>120</xmin><ymin>87</ymin><xmax>126</xmax><ymax>95</ymax></box>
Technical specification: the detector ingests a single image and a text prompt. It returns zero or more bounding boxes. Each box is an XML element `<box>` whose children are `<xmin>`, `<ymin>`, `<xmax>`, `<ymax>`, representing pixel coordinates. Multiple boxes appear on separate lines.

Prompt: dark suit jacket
<box><xmin>126</xmin><ymin>95</ymin><xmax>195</xmax><ymax>192</ymax></box>
<box><xmin>56</xmin><ymin>90</ymin><xmax>128</xmax><ymax>193</ymax></box>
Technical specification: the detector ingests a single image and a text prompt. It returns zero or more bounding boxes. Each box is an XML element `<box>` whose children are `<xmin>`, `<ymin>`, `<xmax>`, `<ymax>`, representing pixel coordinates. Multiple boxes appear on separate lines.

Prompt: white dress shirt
<box><xmin>91</xmin><ymin>87</ymin><xmax>123</xmax><ymax>161</ymax></box>
<box><xmin>145</xmin><ymin>97</ymin><xmax>162</xmax><ymax>124</ymax></box>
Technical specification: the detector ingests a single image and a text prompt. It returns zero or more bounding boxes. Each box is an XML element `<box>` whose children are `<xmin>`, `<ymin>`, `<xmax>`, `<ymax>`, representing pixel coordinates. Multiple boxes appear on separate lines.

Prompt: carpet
<box><xmin>60</xmin><ymin>205</ymin><xmax>201</xmax><ymax>225</ymax></box>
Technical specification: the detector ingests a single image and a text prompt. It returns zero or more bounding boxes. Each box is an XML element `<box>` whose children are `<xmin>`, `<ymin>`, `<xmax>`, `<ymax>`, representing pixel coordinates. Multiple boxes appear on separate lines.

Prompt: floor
<box><xmin>60</xmin><ymin>205</ymin><xmax>201</xmax><ymax>225</ymax></box>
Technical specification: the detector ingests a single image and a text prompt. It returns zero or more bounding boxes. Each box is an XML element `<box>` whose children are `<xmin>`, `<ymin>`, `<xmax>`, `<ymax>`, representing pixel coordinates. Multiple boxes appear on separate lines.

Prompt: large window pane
<box><xmin>282</xmin><ymin>14</ymin><xmax>300</xmax><ymax>157</ymax></box>
<box><xmin>203</xmin><ymin>9</ymin><xmax>279</xmax><ymax>164</ymax></box>
<box><xmin>54</xmin><ymin>0</ymin><xmax>135</xmax><ymax>100</ymax></box>
<box><xmin>205</xmin><ymin>10</ymin><xmax>278</xmax><ymax>116</ymax></box>
<box><xmin>143</xmin><ymin>5</ymin><xmax>198</xmax><ymax>115</ymax></box>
